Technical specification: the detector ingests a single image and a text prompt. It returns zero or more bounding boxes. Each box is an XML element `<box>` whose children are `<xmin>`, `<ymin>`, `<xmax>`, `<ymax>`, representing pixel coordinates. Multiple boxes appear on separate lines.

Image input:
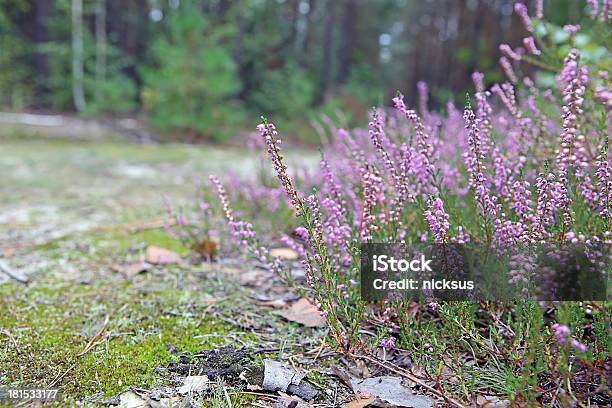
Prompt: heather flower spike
<box><xmin>257</xmin><ymin>118</ymin><xmax>303</xmax><ymax>214</ymax></box>
<box><xmin>523</xmin><ymin>37</ymin><xmax>541</xmax><ymax>55</ymax></box>
<box><xmin>514</xmin><ymin>3</ymin><xmax>533</xmax><ymax>32</ymax></box>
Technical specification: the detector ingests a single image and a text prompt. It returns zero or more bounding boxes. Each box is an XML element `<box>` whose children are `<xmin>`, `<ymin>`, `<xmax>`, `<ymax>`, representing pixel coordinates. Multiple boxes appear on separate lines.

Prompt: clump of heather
<box><xmin>209</xmin><ymin>175</ymin><xmax>285</xmax><ymax>278</ymax></box>
<box><xmin>200</xmin><ymin>2</ymin><xmax>610</xmax><ymax>404</ymax></box>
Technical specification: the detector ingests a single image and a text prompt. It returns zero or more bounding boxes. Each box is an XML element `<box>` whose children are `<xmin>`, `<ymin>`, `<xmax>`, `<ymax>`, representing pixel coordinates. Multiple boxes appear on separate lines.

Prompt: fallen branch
<box><xmin>0</xmin><ymin>329</ymin><xmax>22</xmax><ymax>354</ymax></box>
<box><xmin>0</xmin><ymin>260</ymin><xmax>28</xmax><ymax>284</ymax></box>
<box><xmin>77</xmin><ymin>315</ymin><xmax>110</xmax><ymax>357</ymax></box>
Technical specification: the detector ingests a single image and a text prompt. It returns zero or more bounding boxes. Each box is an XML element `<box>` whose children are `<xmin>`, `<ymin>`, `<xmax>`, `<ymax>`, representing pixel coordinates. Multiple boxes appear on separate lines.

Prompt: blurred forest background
<box><xmin>0</xmin><ymin>0</ymin><xmax>600</xmax><ymax>141</ymax></box>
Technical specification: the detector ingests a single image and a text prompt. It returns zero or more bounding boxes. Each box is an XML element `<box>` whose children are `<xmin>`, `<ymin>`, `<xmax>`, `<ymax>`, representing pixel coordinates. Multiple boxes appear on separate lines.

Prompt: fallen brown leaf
<box><xmin>145</xmin><ymin>246</ymin><xmax>181</xmax><ymax>265</ymax></box>
<box><xmin>112</xmin><ymin>262</ymin><xmax>150</xmax><ymax>278</ymax></box>
<box><xmin>276</xmin><ymin>298</ymin><xmax>326</xmax><ymax>327</ymax></box>
<box><xmin>192</xmin><ymin>239</ymin><xmax>217</xmax><ymax>258</ymax></box>
<box><xmin>342</xmin><ymin>396</ymin><xmax>374</xmax><ymax>408</ymax></box>
<box><xmin>270</xmin><ymin>247</ymin><xmax>299</xmax><ymax>260</ymax></box>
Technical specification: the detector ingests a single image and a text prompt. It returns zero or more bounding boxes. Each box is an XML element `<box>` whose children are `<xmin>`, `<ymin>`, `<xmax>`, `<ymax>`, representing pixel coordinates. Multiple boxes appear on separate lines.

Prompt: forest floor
<box><xmin>0</xmin><ymin>135</ymin><xmax>438</xmax><ymax>407</ymax></box>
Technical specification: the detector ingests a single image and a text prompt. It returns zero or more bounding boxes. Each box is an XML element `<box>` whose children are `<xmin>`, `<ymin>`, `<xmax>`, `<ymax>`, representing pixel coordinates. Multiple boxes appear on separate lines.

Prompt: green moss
<box><xmin>0</xmin><ymin>279</ymin><xmax>232</xmax><ymax>403</ymax></box>
<box><xmin>141</xmin><ymin>229</ymin><xmax>190</xmax><ymax>256</ymax></box>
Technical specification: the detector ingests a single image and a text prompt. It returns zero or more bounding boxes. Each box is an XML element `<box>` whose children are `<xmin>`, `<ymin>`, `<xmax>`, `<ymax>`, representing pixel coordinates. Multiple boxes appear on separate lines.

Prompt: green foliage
<box><xmin>0</xmin><ymin>0</ymin><xmax>607</xmax><ymax>140</ymax></box>
<box><xmin>344</xmin><ymin>65</ymin><xmax>385</xmax><ymax>107</ymax></box>
<box><xmin>249</xmin><ymin>63</ymin><xmax>315</xmax><ymax>118</ymax></box>
<box><xmin>0</xmin><ymin>1</ymin><xmax>34</xmax><ymax>108</ymax></box>
<box><xmin>40</xmin><ymin>0</ymin><xmax>137</xmax><ymax>115</ymax></box>
<box><xmin>141</xmin><ymin>2</ymin><xmax>243</xmax><ymax>140</ymax></box>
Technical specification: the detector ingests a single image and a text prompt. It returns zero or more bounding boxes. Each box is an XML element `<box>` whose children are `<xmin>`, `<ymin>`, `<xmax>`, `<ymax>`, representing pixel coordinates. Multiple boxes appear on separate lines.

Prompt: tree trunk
<box><xmin>33</xmin><ymin>0</ymin><xmax>51</xmax><ymax>105</ymax></box>
<box><xmin>95</xmin><ymin>0</ymin><xmax>106</xmax><ymax>103</ymax></box>
<box><xmin>336</xmin><ymin>0</ymin><xmax>356</xmax><ymax>84</ymax></box>
<box><xmin>315</xmin><ymin>0</ymin><xmax>336</xmax><ymax>105</ymax></box>
<box><xmin>72</xmin><ymin>0</ymin><xmax>86</xmax><ymax>113</ymax></box>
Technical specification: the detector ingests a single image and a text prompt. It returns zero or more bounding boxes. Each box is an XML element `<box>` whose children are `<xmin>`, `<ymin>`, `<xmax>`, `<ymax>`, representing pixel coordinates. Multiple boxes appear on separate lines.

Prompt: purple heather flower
<box><xmin>536</xmin><ymin>0</ymin><xmax>544</xmax><ymax>18</ymax></box>
<box><xmin>474</xmin><ymin>89</ymin><xmax>493</xmax><ymax>155</ymax></box>
<box><xmin>424</xmin><ymin>197</ymin><xmax>450</xmax><ymax>243</ymax></box>
<box><xmin>595</xmin><ymin>150</ymin><xmax>611</xmax><ymax>219</ymax></box>
<box><xmin>368</xmin><ymin>110</ymin><xmax>402</xmax><ymax>191</ymax></box>
<box><xmin>556</xmin><ymin>49</ymin><xmax>580</xmax><ymax>89</ymax></box>
<box><xmin>380</xmin><ymin>336</ymin><xmax>396</xmax><ymax>350</ymax></box>
<box><xmin>510</xmin><ymin>180</ymin><xmax>534</xmax><ymax>221</ymax></box>
<box><xmin>556</xmin><ymin>51</ymin><xmax>587</xmax><ymax>174</ymax></box>
<box><xmin>587</xmin><ymin>0</ymin><xmax>599</xmax><ymax>19</ymax></box>
<box><xmin>257</xmin><ymin>121</ymin><xmax>303</xmax><ymax>214</ymax></box>
<box><xmin>563</xmin><ymin>24</ymin><xmax>581</xmax><ymax>35</ymax></box>
<box><xmin>464</xmin><ymin>106</ymin><xmax>514</xmax><ymax>245</ymax></box>
<box><xmin>307</xmin><ymin>194</ymin><xmax>325</xmax><ymax>245</ymax></box>
<box><xmin>571</xmin><ymin>338</ymin><xmax>589</xmax><ymax>353</ymax></box>
<box><xmin>359</xmin><ymin>169</ymin><xmax>383</xmax><ymax>241</ymax></box>
<box><xmin>532</xmin><ymin>172</ymin><xmax>556</xmax><ymax>240</ymax></box>
<box><xmin>499</xmin><ymin>57</ymin><xmax>518</xmax><ymax>84</ymax></box>
<box><xmin>508</xmin><ymin>251</ymin><xmax>535</xmax><ymax>297</ymax></box>
<box><xmin>472</xmin><ymin>72</ymin><xmax>485</xmax><ymax>93</ymax></box>
<box><xmin>463</xmin><ymin>106</ymin><xmax>496</xmax><ymax>218</ymax></box>
<box><xmin>417</xmin><ymin>81</ymin><xmax>429</xmax><ymax>116</ymax></box>
<box><xmin>500</xmin><ymin>44</ymin><xmax>522</xmax><ymax>62</ymax></box>
<box><xmin>491</xmin><ymin>83</ymin><xmax>519</xmax><ymax>117</ymax></box>
<box><xmin>523</xmin><ymin>37</ymin><xmax>541</xmax><ymax>55</ymax></box>
<box><xmin>595</xmin><ymin>87</ymin><xmax>612</xmax><ymax>111</ymax></box>
<box><xmin>392</xmin><ymin>93</ymin><xmax>432</xmax><ymax>158</ymax></box>
<box><xmin>514</xmin><ymin>3</ymin><xmax>533</xmax><ymax>32</ymax></box>
<box><xmin>552</xmin><ymin>323</ymin><xmax>571</xmax><ymax>346</ymax></box>
<box><xmin>320</xmin><ymin>158</ymin><xmax>347</xmax><ymax>216</ymax></box>
<box><xmin>199</xmin><ymin>201</ymin><xmax>211</xmax><ymax>213</ymax></box>
<box><xmin>210</xmin><ymin>175</ymin><xmax>234</xmax><ymax>223</ymax></box>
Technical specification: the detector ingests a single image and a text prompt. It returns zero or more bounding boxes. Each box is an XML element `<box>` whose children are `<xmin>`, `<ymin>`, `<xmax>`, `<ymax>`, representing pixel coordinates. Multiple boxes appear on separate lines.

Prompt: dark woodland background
<box><xmin>0</xmin><ymin>0</ymin><xmax>594</xmax><ymax>140</ymax></box>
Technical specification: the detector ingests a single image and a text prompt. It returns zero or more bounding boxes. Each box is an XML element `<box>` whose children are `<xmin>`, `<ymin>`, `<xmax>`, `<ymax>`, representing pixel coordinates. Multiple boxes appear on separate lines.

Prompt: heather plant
<box><xmin>201</xmin><ymin>2</ymin><xmax>610</xmax><ymax>404</ymax></box>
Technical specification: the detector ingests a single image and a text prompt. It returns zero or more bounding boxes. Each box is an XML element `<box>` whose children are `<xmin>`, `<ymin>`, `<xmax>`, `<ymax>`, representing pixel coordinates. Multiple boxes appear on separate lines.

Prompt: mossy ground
<box><xmin>0</xmin><ymin>137</ymin><xmax>317</xmax><ymax>406</ymax></box>
<box><xmin>0</xmin><ymin>221</ymin><xmax>279</xmax><ymax>406</ymax></box>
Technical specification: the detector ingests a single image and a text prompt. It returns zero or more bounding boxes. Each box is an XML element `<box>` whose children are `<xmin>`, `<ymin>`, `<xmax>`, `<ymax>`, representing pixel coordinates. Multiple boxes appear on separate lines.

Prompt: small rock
<box><xmin>177</xmin><ymin>375</ymin><xmax>209</xmax><ymax>395</ymax></box>
<box><xmin>116</xmin><ymin>391</ymin><xmax>148</xmax><ymax>408</ymax></box>
<box><xmin>262</xmin><ymin>359</ymin><xmax>318</xmax><ymax>401</ymax></box>
<box><xmin>270</xmin><ymin>247</ymin><xmax>299</xmax><ymax>260</ymax></box>
<box><xmin>350</xmin><ymin>376</ymin><xmax>433</xmax><ymax>408</ymax></box>
<box><xmin>145</xmin><ymin>246</ymin><xmax>181</xmax><ymax>265</ymax></box>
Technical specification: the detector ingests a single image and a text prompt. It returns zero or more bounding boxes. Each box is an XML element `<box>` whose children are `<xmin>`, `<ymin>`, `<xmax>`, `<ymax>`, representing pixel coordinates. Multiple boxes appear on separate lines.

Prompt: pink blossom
<box><xmin>571</xmin><ymin>338</ymin><xmax>589</xmax><ymax>353</ymax></box>
<box><xmin>380</xmin><ymin>336</ymin><xmax>396</xmax><ymax>350</ymax></box>
<box><xmin>563</xmin><ymin>24</ymin><xmax>581</xmax><ymax>35</ymax></box>
<box><xmin>523</xmin><ymin>37</ymin><xmax>541</xmax><ymax>55</ymax></box>
<box><xmin>499</xmin><ymin>57</ymin><xmax>518</xmax><ymax>83</ymax></box>
<box><xmin>536</xmin><ymin>0</ymin><xmax>544</xmax><ymax>19</ymax></box>
<box><xmin>424</xmin><ymin>197</ymin><xmax>450</xmax><ymax>243</ymax></box>
<box><xmin>500</xmin><ymin>44</ymin><xmax>522</xmax><ymax>62</ymax></box>
<box><xmin>514</xmin><ymin>3</ymin><xmax>533</xmax><ymax>32</ymax></box>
